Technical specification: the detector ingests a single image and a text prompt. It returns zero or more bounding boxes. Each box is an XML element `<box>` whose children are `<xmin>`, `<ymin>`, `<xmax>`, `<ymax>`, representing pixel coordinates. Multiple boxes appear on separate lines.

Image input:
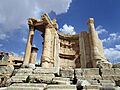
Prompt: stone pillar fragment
<box><xmin>23</xmin><ymin>25</ymin><xmax>35</xmax><ymax>67</ymax></box>
<box><xmin>41</xmin><ymin>27</ymin><xmax>52</xmax><ymax>68</ymax></box>
<box><xmin>29</xmin><ymin>47</ymin><xmax>38</xmax><ymax>64</ymax></box>
<box><xmin>29</xmin><ymin>47</ymin><xmax>38</xmax><ymax>69</ymax></box>
<box><xmin>87</xmin><ymin>18</ymin><xmax>100</xmax><ymax>67</ymax></box>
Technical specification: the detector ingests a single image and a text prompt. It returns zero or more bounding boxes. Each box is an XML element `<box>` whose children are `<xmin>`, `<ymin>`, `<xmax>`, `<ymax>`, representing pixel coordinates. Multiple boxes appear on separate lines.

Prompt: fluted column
<box><xmin>41</xmin><ymin>26</ymin><xmax>52</xmax><ymax>68</ymax></box>
<box><xmin>23</xmin><ymin>25</ymin><xmax>35</xmax><ymax>67</ymax></box>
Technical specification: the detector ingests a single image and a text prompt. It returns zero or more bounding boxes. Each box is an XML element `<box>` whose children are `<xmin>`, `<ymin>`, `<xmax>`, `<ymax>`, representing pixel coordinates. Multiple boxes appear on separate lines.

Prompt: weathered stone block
<box><xmin>33</xmin><ymin>67</ymin><xmax>58</xmax><ymax>74</ymax></box>
<box><xmin>83</xmin><ymin>85</ymin><xmax>100</xmax><ymax>90</ymax></box>
<box><xmin>29</xmin><ymin>74</ymin><xmax>54</xmax><ymax>83</ymax></box>
<box><xmin>75</xmin><ymin>68</ymin><xmax>82</xmax><ymax>77</ymax></box>
<box><xmin>100</xmin><ymin>86</ymin><xmax>115</xmax><ymax>90</ymax></box>
<box><xmin>101</xmin><ymin>69</ymin><xmax>115</xmax><ymax>76</ymax></box>
<box><xmin>82</xmin><ymin>68</ymin><xmax>99</xmax><ymax>76</ymax></box>
<box><xmin>60</xmin><ymin>69</ymin><xmax>74</xmax><ymax>80</ymax></box>
<box><xmin>7</xmin><ymin>86</ymin><xmax>44</xmax><ymax>90</ymax></box>
<box><xmin>88</xmin><ymin>80</ymin><xmax>100</xmax><ymax>85</ymax></box>
<box><xmin>53</xmin><ymin>77</ymin><xmax>71</xmax><ymax>85</ymax></box>
<box><xmin>7</xmin><ymin>83</ymin><xmax>47</xmax><ymax>90</ymax></box>
<box><xmin>11</xmin><ymin>76</ymin><xmax>28</xmax><ymax>83</ymax></box>
<box><xmin>47</xmin><ymin>85</ymin><xmax>76</xmax><ymax>90</ymax></box>
<box><xmin>17</xmin><ymin>68</ymin><xmax>33</xmax><ymax>73</ymax></box>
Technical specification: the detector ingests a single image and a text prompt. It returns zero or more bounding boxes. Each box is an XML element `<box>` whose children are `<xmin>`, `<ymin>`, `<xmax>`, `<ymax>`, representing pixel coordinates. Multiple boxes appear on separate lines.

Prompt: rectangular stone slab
<box><xmin>60</xmin><ymin>69</ymin><xmax>74</xmax><ymax>80</ymax></box>
<box><xmin>33</xmin><ymin>67</ymin><xmax>58</xmax><ymax>74</ymax></box>
<box><xmin>47</xmin><ymin>85</ymin><xmax>76</xmax><ymax>90</ymax></box>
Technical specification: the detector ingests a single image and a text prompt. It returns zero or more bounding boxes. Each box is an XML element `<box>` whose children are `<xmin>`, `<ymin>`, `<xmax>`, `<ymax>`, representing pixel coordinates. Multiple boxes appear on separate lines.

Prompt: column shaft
<box><xmin>41</xmin><ymin>27</ymin><xmax>51</xmax><ymax>68</ymax></box>
<box><xmin>23</xmin><ymin>26</ymin><xmax>35</xmax><ymax>66</ymax></box>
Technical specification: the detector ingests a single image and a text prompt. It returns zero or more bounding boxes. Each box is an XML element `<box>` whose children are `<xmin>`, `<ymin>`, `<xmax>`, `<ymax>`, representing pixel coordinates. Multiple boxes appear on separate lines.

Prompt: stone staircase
<box><xmin>3</xmin><ymin>67</ymin><xmax>120</xmax><ymax>90</ymax></box>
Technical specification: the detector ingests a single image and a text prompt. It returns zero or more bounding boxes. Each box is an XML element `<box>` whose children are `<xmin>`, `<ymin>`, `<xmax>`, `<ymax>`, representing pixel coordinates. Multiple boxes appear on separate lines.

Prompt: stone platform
<box><xmin>1</xmin><ymin>67</ymin><xmax>120</xmax><ymax>90</ymax></box>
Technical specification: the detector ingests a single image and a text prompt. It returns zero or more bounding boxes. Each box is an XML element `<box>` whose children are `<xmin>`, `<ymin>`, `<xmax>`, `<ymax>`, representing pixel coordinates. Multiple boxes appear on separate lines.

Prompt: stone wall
<box><xmin>58</xmin><ymin>32</ymin><xmax>80</xmax><ymax>68</ymax></box>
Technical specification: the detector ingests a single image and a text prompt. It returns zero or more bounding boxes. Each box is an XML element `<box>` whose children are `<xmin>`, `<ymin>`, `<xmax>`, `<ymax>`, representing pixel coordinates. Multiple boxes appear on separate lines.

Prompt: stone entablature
<box><xmin>22</xmin><ymin>13</ymin><xmax>112</xmax><ymax>69</ymax></box>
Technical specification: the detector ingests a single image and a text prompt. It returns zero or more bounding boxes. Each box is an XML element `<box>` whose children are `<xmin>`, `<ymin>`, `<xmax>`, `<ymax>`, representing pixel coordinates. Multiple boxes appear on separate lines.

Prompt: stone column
<box><xmin>41</xmin><ymin>26</ymin><xmax>52</xmax><ymax>68</ymax></box>
<box><xmin>87</xmin><ymin>18</ymin><xmax>100</xmax><ymax>67</ymax></box>
<box><xmin>23</xmin><ymin>25</ymin><xmax>35</xmax><ymax>67</ymax></box>
<box><xmin>79</xmin><ymin>33</ymin><xmax>86</xmax><ymax>68</ymax></box>
<box><xmin>53</xmin><ymin>32</ymin><xmax>60</xmax><ymax>74</ymax></box>
<box><xmin>29</xmin><ymin>47</ymin><xmax>38</xmax><ymax>64</ymax></box>
<box><xmin>29</xmin><ymin>47</ymin><xmax>38</xmax><ymax>68</ymax></box>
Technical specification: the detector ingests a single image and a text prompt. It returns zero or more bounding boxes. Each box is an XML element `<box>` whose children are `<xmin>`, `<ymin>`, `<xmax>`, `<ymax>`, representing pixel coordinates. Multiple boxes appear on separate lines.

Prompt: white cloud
<box><xmin>0</xmin><ymin>0</ymin><xmax>72</xmax><ymax>39</ymax></box>
<box><xmin>22</xmin><ymin>37</ymin><xmax>27</xmax><ymax>43</ymax></box>
<box><xmin>115</xmin><ymin>45</ymin><xmax>120</xmax><ymax>50</ymax></box>
<box><xmin>33</xmin><ymin>44</ymin><xmax>36</xmax><ymax>47</ymax></box>
<box><xmin>21</xmin><ymin>51</ymin><xmax>25</xmax><ymax>55</ymax></box>
<box><xmin>96</xmin><ymin>25</ymin><xmax>108</xmax><ymax>34</ymax></box>
<box><xmin>104</xmin><ymin>47</ymin><xmax>120</xmax><ymax>63</ymax></box>
<box><xmin>102</xmin><ymin>32</ymin><xmax>120</xmax><ymax>43</ymax></box>
<box><xmin>59</xmin><ymin>24</ymin><xmax>76</xmax><ymax>35</ymax></box>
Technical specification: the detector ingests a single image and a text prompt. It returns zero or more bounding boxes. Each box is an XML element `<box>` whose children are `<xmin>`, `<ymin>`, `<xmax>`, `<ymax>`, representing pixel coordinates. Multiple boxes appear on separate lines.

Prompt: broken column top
<box><xmin>31</xmin><ymin>47</ymin><xmax>39</xmax><ymax>52</ymax></box>
<box><xmin>87</xmin><ymin>18</ymin><xmax>94</xmax><ymax>24</ymax></box>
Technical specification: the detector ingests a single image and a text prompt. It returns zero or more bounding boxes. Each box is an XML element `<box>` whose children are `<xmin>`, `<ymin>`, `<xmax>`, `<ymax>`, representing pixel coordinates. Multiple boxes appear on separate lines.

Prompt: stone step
<box><xmin>7</xmin><ymin>83</ymin><xmax>47</xmax><ymax>90</ymax></box>
<box><xmin>75</xmin><ymin>68</ymin><xmax>100</xmax><ymax>77</ymax></box>
<box><xmin>11</xmin><ymin>75</ymin><xmax>28</xmax><ymax>79</ymax></box>
<box><xmin>17</xmin><ymin>68</ymin><xmax>33</xmax><ymax>73</ymax></box>
<box><xmin>87</xmin><ymin>80</ymin><xmax>100</xmax><ymax>85</ymax></box>
<box><xmin>29</xmin><ymin>74</ymin><xmax>55</xmax><ymax>83</ymax></box>
<box><xmin>99</xmin><ymin>86</ymin><xmax>116</xmax><ymax>90</ymax></box>
<box><xmin>82</xmin><ymin>85</ymin><xmax>100</xmax><ymax>90</ymax></box>
<box><xmin>10</xmin><ymin>83</ymin><xmax>47</xmax><ymax>87</ymax></box>
<box><xmin>60</xmin><ymin>69</ymin><xmax>74</xmax><ymax>80</ymax></box>
<box><xmin>77</xmin><ymin>75</ymin><xmax>101</xmax><ymax>80</ymax></box>
<box><xmin>99</xmin><ymin>80</ymin><xmax>114</xmax><ymax>83</ymax></box>
<box><xmin>11</xmin><ymin>76</ymin><xmax>28</xmax><ymax>83</ymax></box>
<box><xmin>15</xmin><ymin>72</ymin><xmax>32</xmax><ymax>76</ymax></box>
<box><xmin>99</xmin><ymin>80</ymin><xmax>115</xmax><ymax>86</ymax></box>
<box><xmin>33</xmin><ymin>67</ymin><xmax>58</xmax><ymax>74</ymax></box>
<box><xmin>102</xmin><ymin>75</ymin><xmax>120</xmax><ymax>81</ymax></box>
<box><xmin>52</xmin><ymin>77</ymin><xmax>71</xmax><ymax>85</ymax></box>
<box><xmin>47</xmin><ymin>85</ymin><xmax>76</xmax><ymax>90</ymax></box>
<box><xmin>0</xmin><ymin>87</ymin><xmax>7</xmax><ymax>90</ymax></box>
<box><xmin>101</xmin><ymin>83</ymin><xmax>115</xmax><ymax>86</ymax></box>
<box><xmin>53</xmin><ymin>77</ymin><xmax>70</xmax><ymax>81</ymax></box>
<box><xmin>7</xmin><ymin>87</ymin><xmax>43</xmax><ymax>90</ymax></box>
<box><xmin>101</xmin><ymin>68</ymin><xmax>120</xmax><ymax>76</ymax></box>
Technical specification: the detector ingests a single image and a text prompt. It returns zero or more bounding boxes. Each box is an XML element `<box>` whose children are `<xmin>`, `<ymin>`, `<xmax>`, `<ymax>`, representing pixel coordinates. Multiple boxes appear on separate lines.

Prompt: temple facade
<box><xmin>23</xmin><ymin>14</ymin><xmax>112</xmax><ymax>69</ymax></box>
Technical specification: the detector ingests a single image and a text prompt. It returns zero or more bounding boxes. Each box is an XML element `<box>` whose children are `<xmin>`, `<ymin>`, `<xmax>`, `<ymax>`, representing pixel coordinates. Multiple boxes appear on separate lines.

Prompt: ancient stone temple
<box><xmin>23</xmin><ymin>13</ymin><xmax>111</xmax><ymax>69</ymax></box>
<box><xmin>1</xmin><ymin>14</ymin><xmax>120</xmax><ymax>90</ymax></box>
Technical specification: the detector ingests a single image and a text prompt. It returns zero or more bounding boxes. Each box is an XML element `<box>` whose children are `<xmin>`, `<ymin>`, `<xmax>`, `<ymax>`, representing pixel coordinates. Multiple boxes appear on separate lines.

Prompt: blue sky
<box><xmin>0</xmin><ymin>0</ymin><xmax>120</xmax><ymax>64</ymax></box>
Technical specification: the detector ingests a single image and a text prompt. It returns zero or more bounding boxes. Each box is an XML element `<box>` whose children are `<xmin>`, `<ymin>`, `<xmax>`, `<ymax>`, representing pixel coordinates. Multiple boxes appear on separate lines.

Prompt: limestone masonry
<box><xmin>0</xmin><ymin>14</ymin><xmax>120</xmax><ymax>90</ymax></box>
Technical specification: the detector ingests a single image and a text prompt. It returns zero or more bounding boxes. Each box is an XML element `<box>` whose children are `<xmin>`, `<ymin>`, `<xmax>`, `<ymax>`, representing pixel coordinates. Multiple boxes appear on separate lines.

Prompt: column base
<box><xmin>22</xmin><ymin>63</ymin><xmax>35</xmax><ymax>69</ymax></box>
<box><xmin>28</xmin><ymin>63</ymin><xmax>35</xmax><ymax>69</ymax></box>
<box><xmin>21</xmin><ymin>64</ymin><xmax>29</xmax><ymax>68</ymax></box>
